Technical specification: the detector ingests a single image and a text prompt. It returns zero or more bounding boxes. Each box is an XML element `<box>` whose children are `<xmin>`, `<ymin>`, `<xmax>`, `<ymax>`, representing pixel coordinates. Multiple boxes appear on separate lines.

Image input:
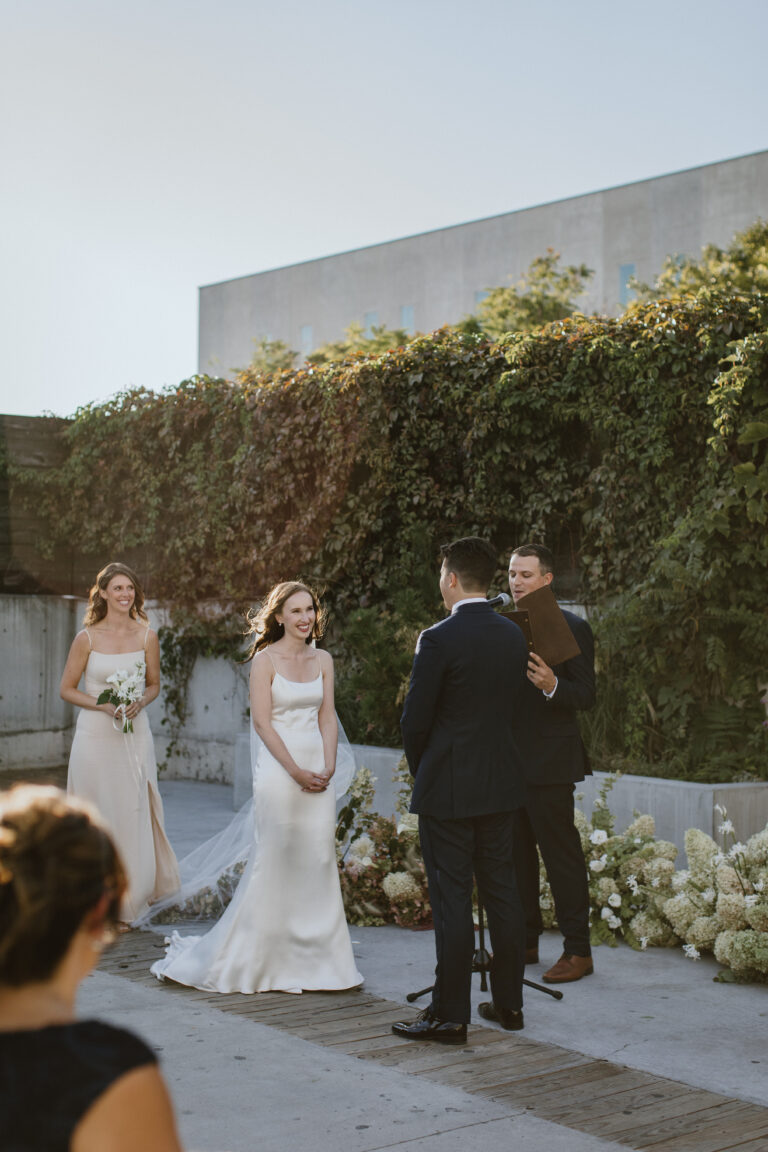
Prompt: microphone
<box><xmin>486</xmin><ymin>592</ymin><xmax>511</xmax><ymax>608</ymax></box>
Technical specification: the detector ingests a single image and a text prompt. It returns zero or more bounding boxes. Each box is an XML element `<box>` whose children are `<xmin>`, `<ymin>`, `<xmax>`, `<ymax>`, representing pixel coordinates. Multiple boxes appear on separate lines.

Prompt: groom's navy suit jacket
<box><xmin>401</xmin><ymin>602</ymin><xmax>529</xmax><ymax>819</ymax></box>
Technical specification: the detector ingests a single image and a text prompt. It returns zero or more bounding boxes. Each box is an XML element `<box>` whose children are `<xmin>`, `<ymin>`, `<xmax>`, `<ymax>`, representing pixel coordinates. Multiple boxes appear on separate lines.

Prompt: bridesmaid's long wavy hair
<box><xmin>244</xmin><ymin>582</ymin><xmax>327</xmax><ymax>661</ymax></box>
<box><xmin>83</xmin><ymin>562</ymin><xmax>148</xmax><ymax>627</ymax></box>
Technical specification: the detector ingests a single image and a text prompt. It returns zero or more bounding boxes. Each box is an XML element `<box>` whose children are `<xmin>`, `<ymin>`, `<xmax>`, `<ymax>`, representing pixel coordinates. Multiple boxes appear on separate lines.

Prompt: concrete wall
<box><xmin>199</xmin><ymin>151</ymin><xmax>768</xmax><ymax>377</ymax></box>
<box><xmin>0</xmin><ymin>595</ymin><xmax>78</xmax><ymax>769</ymax></box>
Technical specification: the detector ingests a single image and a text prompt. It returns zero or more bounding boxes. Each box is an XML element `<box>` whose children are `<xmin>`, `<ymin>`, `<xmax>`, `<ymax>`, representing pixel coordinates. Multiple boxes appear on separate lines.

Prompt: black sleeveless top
<box><xmin>0</xmin><ymin>1020</ymin><xmax>156</xmax><ymax>1150</ymax></box>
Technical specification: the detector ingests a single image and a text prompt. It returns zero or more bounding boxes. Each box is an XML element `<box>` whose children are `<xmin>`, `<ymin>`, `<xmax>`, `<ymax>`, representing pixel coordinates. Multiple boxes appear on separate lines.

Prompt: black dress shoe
<box><xmin>391</xmin><ymin>1009</ymin><xmax>467</xmax><ymax>1045</ymax></box>
<box><xmin>478</xmin><ymin>1001</ymin><xmax>524</xmax><ymax>1031</ymax></box>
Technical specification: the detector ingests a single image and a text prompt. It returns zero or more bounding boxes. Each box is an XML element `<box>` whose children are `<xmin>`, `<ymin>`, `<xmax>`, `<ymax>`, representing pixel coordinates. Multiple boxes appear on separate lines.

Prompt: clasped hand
<box><xmin>295</xmin><ymin>767</ymin><xmax>332</xmax><ymax>792</ymax></box>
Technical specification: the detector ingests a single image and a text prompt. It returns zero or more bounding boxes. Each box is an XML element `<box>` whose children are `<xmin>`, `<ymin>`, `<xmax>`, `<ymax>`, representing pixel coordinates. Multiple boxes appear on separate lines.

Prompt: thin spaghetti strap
<box><xmin>143</xmin><ymin>624</ymin><xmax>150</xmax><ymax>650</ymax></box>
<box><xmin>265</xmin><ymin>648</ymin><xmax>277</xmax><ymax>673</ymax></box>
<box><xmin>84</xmin><ymin>627</ymin><xmax>92</xmax><ymax>650</ymax></box>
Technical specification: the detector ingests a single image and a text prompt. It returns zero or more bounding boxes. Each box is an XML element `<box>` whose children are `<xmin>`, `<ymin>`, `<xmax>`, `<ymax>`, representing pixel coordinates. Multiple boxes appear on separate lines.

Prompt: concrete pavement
<box><xmin>76</xmin><ymin>779</ymin><xmax>768</xmax><ymax>1152</ymax></box>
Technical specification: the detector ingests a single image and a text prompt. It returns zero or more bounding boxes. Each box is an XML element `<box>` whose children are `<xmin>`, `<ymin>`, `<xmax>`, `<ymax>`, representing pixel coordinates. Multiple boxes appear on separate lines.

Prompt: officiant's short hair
<box><xmin>510</xmin><ymin>543</ymin><xmax>554</xmax><ymax>575</ymax></box>
<box><xmin>440</xmin><ymin>537</ymin><xmax>497</xmax><ymax>591</ymax></box>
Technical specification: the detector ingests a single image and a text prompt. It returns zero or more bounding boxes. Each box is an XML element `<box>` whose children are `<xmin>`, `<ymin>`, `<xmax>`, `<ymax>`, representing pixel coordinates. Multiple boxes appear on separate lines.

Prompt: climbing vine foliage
<box><xmin>12</xmin><ymin>293</ymin><xmax>768</xmax><ymax>777</ymax></box>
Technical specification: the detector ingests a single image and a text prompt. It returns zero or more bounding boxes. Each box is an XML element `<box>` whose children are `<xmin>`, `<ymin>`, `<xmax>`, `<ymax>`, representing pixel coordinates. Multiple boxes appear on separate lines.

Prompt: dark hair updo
<box><xmin>0</xmin><ymin>786</ymin><xmax>127</xmax><ymax>986</ymax></box>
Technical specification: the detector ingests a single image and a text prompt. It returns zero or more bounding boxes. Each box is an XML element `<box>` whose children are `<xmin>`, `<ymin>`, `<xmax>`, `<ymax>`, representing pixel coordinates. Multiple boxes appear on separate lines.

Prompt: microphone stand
<box><xmin>407</xmin><ymin>898</ymin><xmax>563</xmax><ymax>1004</ymax></box>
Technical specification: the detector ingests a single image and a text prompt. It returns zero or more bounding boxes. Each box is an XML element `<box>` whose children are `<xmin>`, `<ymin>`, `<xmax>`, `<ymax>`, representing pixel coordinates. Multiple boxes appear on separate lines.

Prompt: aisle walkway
<box><xmin>78</xmin><ymin>778</ymin><xmax>768</xmax><ymax>1152</ymax></box>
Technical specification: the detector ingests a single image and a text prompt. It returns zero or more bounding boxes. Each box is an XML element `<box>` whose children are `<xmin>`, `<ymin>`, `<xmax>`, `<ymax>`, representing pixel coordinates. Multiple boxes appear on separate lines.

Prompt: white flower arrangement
<box><xmin>97</xmin><ymin>660</ymin><xmax>146</xmax><ymax>733</ymax></box>
<box><xmin>664</xmin><ymin>806</ymin><xmax>768</xmax><ymax>983</ymax></box>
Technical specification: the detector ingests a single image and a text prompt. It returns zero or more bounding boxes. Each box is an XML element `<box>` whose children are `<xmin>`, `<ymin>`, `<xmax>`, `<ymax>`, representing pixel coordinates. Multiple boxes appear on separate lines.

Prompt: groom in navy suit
<box><xmin>392</xmin><ymin>538</ymin><xmax>529</xmax><ymax>1044</ymax></box>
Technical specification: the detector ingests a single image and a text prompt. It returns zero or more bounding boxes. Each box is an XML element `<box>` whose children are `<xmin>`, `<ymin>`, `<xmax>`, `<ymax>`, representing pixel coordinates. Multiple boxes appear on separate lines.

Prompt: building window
<box><xmin>363</xmin><ymin>311</ymin><xmax>378</xmax><ymax>337</ymax></box>
<box><xmin>300</xmin><ymin>324</ymin><xmax>313</xmax><ymax>355</ymax></box>
<box><xmin>474</xmin><ymin>290</ymin><xmax>489</xmax><ymax>306</ymax></box>
<box><xmin>400</xmin><ymin>304</ymin><xmax>415</xmax><ymax>334</ymax></box>
<box><xmin>619</xmin><ymin>264</ymin><xmax>636</xmax><ymax>308</ymax></box>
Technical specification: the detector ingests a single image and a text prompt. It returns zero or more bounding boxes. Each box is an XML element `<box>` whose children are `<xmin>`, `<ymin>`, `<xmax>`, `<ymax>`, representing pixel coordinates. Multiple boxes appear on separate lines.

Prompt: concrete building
<box><xmin>198</xmin><ymin>150</ymin><xmax>768</xmax><ymax>377</ymax></box>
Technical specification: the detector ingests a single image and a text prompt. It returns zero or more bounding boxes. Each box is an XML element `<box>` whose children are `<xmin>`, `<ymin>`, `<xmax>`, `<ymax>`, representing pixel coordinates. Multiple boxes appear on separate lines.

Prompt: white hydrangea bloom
<box><xmin>382</xmin><ymin>871</ymin><xmax>421</xmax><ymax>902</ymax></box>
<box><xmin>590</xmin><ymin>829</ymin><xmax>608</xmax><ymax>845</ymax></box>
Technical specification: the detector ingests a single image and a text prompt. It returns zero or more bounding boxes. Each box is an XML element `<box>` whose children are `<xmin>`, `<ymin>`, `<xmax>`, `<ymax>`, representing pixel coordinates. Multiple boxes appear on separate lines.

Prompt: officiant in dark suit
<box><xmin>508</xmin><ymin>543</ymin><xmax>595</xmax><ymax>984</ymax></box>
<box><xmin>392</xmin><ymin>537</ymin><xmax>529</xmax><ymax>1044</ymax></box>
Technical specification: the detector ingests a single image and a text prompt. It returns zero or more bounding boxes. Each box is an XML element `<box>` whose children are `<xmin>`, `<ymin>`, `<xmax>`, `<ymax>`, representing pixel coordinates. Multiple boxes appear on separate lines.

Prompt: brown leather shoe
<box><xmin>525</xmin><ymin>947</ymin><xmax>539</xmax><ymax>965</ymax></box>
<box><xmin>542</xmin><ymin>953</ymin><xmax>594</xmax><ymax>983</ymax></box>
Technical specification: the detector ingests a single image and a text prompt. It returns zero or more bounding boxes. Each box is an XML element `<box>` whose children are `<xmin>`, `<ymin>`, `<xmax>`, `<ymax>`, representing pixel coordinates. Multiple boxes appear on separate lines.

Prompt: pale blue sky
<box><xmin>1</xmin><ymin>0</ymin><xmax>766</xmax><ymax>416</ymax></box>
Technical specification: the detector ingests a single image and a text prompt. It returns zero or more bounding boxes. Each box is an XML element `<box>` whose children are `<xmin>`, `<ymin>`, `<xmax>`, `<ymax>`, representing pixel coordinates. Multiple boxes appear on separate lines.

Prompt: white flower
<box><xmin>728</xmin><ymin>842</ymin><xmax>746</xmax><ymax>859</ymax></box>
<box><xmin>719</xmin><ymin>819</ymin><xmax>735</xmax><ymax>836</ymax></box>
<box><xmin>745</xmin><ymin>894</ymin><xmax>760</xmax><ymax>908</ymax></box>
<box><xmin>589</xmin><ymin>854</ymin><xmax>608</xmax><ymax>874</ymax></box>
<box><xmin>634</xmin><ymin>838</ymin><xmax>642</xmax><ymax>845</ymax></box>
<box><xmin>651</xmin><ymin>878</ymin><xmax>660</xmax><ymax>888</ymax></box>
<box><xmin>714</xmin><ymin>803</ymin><xmax>727</xmax><ymax>817</ymax></box>
<box><xmin>348</xmin><ymin>836</ymin><xmax>374</xmax><ymax>862</ymax></box>
<box><xmin>382</xmin><ymin>871</ymin><xmax>421</xmax><ymax>902</ymax></box>
<box><xmin>682</xmin><ymin>943</ymin><xmax>701</xmax><ymax>961</ymax></box>
<box><xmin>713</xmin><ymin>852</ymin><xmax>726</xmax><ymax>866</ymax></box>
<box><xmin>608</xmin><ymin>893</ymin><xmax>622</xmax><ymax>908</ymax></box>
<box><xmin>640</xmin><ymin>936</ymin><xmax>649</xmax><ymax>950</ymax></box>
<box><xmin>593</xmin><ymin>797</ymin><xmax>605</xmax><ymax>809</ymax></box>
<box><xmin>600</xmin><ymin>907</ymin><xmax>613</xmax><ymax>920</ymax></box>
<box><xmin>360</xmin><ymin>856</ymin><xmax>373</xmax><ymax>868</ymax></box>
<box><xmin>590</xmin><ymin>829</ymin><xmax>608</xmax><ymax>845</ymax></box>
<box><xmin>755</xmin><ymin>880</ymin><xmax>765</xmax><ymax>893</ymax></box>
<box><xmin>702</xmin><ymin>888</ymin><xmax>715</xmax><ymax>904</ymax></box>
<box><xmin>626</xmin><ymin>875</ymin><xmax>640</xmax><ymax>895</ymax></box>
<box><xmin>608</xmin><ymin>914</ymin><xmax>622</xmax><ymax>930</ymax></box>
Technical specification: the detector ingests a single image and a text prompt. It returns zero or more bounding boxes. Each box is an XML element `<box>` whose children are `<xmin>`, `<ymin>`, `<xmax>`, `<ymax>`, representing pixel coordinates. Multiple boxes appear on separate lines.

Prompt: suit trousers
<box><xmin>513</xmin><ymin>783</ymin><xmax>591</xmax><ymax>957</ymax></box>
<box><xmin>418</xmin><ymin>811</ymin><xmax>525</xmax><ymax>1023</ymax></box>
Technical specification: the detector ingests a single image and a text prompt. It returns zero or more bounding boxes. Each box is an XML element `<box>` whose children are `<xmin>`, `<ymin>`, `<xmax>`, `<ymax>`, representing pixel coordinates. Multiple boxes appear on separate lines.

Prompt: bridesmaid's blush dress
<box><xmin>67</xmin><ymin>628</ymin><xmax>180</xmax><ymax>922</ymax></box>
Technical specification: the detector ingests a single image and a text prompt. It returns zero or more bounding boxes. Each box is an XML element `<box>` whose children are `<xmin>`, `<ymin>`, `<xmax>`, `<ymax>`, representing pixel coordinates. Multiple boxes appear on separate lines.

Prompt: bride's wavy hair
<box><xmin>244</xmin><ymin>581</ymin><xmax>327</xmax><ymax>661</ymax></box>
<box><xmin>83</xmin><ymin>562</ymin><xmax>148</xmax><ymax>627</ymax></box>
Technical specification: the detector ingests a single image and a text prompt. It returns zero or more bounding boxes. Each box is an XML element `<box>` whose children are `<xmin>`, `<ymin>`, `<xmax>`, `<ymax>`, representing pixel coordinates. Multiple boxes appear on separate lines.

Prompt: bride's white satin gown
<box><xmin>151</xmin><ymin>672</ymin><xmax>362</xmax><ymax>993</ymax></box>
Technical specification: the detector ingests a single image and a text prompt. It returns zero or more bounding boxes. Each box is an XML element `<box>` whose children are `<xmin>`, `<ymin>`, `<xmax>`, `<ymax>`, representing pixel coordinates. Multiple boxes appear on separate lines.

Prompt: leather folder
<box><xmin>502</xmin><ymin>584</ymin><xmax>582</xmax><ymax>667</ymax></box>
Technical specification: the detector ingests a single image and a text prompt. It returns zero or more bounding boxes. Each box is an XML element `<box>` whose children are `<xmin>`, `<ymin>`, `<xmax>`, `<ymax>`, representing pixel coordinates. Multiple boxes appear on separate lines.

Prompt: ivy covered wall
<box><xmin>10</xmin><ymin>290</ymin><xmax>768</xmax><ymax>779</ymax></box>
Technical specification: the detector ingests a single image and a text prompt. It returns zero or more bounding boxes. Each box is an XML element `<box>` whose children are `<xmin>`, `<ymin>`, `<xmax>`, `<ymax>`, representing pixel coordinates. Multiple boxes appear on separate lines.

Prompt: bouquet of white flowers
<box><xmin>97</xmin><ymin>660</ymin><xmax>146</xmax><ymax>733</ymax></box>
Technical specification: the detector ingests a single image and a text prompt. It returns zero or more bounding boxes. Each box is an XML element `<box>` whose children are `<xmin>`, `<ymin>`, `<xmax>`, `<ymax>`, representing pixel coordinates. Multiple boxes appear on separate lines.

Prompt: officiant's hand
<box><xmin>527</xmin><ymin>653</ymin><xmax>557</xmax><ymax>694</ymax></box>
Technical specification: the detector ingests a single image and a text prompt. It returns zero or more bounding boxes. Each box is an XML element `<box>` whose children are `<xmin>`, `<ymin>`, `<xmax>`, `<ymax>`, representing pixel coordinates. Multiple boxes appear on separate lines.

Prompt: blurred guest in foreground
<box><xmin>0</xmin><ymin>785</ymin><xmax>183</xmax><ymax>1152</ymax></box>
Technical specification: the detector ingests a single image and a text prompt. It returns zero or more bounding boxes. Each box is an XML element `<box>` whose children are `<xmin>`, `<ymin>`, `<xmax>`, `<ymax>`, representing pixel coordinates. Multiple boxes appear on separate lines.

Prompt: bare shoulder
<box><xmin>317</xmin><ymin>648</ymin><xmax>334</xmax><ymax>673</ymax></box>
<box><xmin>250</xmin><ymin>650</ymin><xmax>273</xmax><ymax>680</ymax></box>
<box><xmin>71</xmin><ymin>629</ymin><xmax>91</xmax><ymax>652</ymax></box>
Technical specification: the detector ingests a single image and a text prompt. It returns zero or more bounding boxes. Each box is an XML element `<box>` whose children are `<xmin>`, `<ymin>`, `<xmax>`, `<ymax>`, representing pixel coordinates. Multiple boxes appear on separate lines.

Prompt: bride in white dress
<box><xmin>150</xmin><ymin>582</ymin><xmax>362</xmax><ymax>994</ymax></box>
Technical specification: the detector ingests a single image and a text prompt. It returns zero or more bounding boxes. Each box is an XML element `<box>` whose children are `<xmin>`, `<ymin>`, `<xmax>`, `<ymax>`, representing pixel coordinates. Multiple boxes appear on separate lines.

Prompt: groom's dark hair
<box><xmin>440</xmin><ymin>537</ymin><xmax>497</xmax><ymax>593</ymax></box>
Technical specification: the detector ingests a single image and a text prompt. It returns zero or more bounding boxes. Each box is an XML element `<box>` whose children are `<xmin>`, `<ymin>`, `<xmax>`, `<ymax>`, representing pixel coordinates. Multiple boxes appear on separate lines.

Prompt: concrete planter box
<box><xmin>576</xmin><ymin>771</ymin><xmax>768</xmax><ymax>855</ymax></box>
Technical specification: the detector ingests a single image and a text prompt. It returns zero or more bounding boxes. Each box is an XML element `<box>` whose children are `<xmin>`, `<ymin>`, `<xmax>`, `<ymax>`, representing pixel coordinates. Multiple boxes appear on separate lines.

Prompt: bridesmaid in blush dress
<box><xmin>61</xmin><ymin>562</ymin><xmax>179</xmax><ymax>925</ymax></box>
<box><xmin>150</xmin><ymin>581</ymin><xmax>362</xmax><ymax>994</ymax></box>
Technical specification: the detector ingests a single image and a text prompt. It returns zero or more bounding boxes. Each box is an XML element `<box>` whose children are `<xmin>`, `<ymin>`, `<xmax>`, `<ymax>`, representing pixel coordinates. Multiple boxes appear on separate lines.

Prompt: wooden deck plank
<box><xmin>97</xmin><ymin>932</ymin><xmax>768</xmax><ymax>1152</ymax></box>
<box><xmin>585</xmin><ymin>1099</ymin><xmax>759</xmax><ymax>1141</ymax></box>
